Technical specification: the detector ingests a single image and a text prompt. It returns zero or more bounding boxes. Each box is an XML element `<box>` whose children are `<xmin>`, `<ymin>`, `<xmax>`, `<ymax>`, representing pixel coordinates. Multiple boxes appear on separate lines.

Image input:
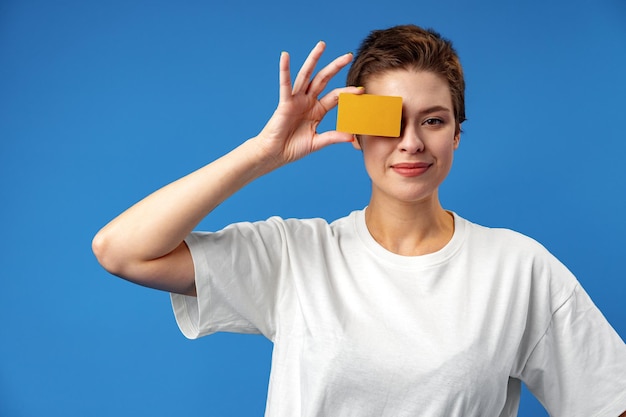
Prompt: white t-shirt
<box><xmin>171</xmin><ymin>210</ymin><xmax>626</xmax><ymax>417</ymax></box>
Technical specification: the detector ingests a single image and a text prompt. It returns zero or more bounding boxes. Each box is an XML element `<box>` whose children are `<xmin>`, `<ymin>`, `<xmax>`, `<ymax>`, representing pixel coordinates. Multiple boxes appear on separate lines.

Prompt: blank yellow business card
<box><xmin>336</xmin><ymin>93</ymin><xmax>402</xmax><ymax>137</ymax></box>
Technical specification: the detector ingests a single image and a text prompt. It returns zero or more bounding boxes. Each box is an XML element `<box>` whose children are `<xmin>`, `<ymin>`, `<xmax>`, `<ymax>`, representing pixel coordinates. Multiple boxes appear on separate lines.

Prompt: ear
<box><xmin>453</xmin><ymin>131</ymin><xmax>460</xmax><ymax>150</ymax></box>
<box><xmin>351</xmin><ymin>135</ymin><xmax>362</xmax><ymax>150</ymax></box>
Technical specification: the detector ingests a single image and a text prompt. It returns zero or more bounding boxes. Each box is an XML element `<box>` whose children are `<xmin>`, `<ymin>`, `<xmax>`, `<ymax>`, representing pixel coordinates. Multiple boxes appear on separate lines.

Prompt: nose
<box><xmin>398</xmin><ymin>126</ymin><xmax>425</xmax><ymax>153</ymax></box>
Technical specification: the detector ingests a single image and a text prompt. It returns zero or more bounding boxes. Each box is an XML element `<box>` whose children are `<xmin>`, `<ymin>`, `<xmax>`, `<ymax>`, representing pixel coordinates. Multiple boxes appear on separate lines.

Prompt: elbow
<box><xmin>92</xmin><ymin>229</ymin><xmax>125</xmax><ymax>277</ymax></box>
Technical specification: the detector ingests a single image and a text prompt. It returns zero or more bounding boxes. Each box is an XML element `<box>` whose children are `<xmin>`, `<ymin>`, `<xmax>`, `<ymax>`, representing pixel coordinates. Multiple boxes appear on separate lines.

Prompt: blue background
<box><xmin>1</xmin><ymin>0</ymin><xmax>625</xmax><ymax>415</ymax></box>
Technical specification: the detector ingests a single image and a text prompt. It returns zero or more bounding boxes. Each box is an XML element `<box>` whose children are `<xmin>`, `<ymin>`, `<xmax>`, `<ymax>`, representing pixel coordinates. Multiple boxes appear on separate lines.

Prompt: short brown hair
<box><xmin>347</xmin><ymin>25</ymin><xmax>466</xmax><ymax>130</ymax></box>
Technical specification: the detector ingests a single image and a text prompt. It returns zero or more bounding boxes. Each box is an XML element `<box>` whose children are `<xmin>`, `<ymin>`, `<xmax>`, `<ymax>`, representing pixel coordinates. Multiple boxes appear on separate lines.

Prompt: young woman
<box><xmin>93</xmin><ymin>25</ymin><xmax>626</xmax><ymax>417</ymax></box>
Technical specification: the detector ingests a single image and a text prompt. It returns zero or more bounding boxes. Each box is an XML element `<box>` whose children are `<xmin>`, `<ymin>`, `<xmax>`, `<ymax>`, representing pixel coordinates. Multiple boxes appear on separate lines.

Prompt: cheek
<box><xmin>434</xmin><ymin>140</ymin><xmax>457</xmax><ymax>169</ymax></box>
<box><xmin>361</xmin><ymin>142</ymin><xmax>391</xmax><ymax>173</ymax></box>
<box><xmin>442</xmin><ymin>132</ymin><xmax>460</xmax><ymax>154</ymax></box>
<box><xmin>362</xmin><ymin>151</ymin><xmax>380</xmax><ymax>174</ymax></box>
<box><xmin>434</xmin><ymin>136</ymin><xmax>454</xmax><ymax>151</ymax></box>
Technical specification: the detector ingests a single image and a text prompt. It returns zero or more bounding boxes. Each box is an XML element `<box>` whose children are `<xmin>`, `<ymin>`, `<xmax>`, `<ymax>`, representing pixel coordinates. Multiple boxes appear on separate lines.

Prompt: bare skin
<box><xmin>92</xmin><ymin>42</ymin><xmax>362</xmax><ymax>296</ymax></box>
<box><xmin>353</xmin><ymin>70</ymin><xmax>460</xmax><ymax>257</ymax></box>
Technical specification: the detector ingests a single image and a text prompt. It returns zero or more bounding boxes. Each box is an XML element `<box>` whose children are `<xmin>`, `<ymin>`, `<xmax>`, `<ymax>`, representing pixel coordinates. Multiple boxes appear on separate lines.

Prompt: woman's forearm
<box><xmin>92</xmin><ymin>137</ymin><xmax>277</xmax><ymax>282</ymax></box>
<box><xmin>92</xmin><ymin>43</ymin><xmax>357</xmax><ymax>293</ymax></box>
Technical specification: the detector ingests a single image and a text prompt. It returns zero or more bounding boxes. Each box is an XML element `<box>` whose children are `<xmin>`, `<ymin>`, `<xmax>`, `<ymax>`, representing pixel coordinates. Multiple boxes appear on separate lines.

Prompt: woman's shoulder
<box><xmin>455</xmin><ymin>213</ymin><xmax>553</xmax><ymax>256</ymax></box>
<box><xmin>264</xmin><ymin>210</ymin><xmax>356</xmax><ymax>228</ymax></box>
<box><xmin>456</xmin><ymin>213</ymin><xmax>578</xmax><ymax>297</ymax></box>
<box><xmin>214</xmin><ymin>210</ymin><xmax>359</xmax><ymax>238</ymax></box>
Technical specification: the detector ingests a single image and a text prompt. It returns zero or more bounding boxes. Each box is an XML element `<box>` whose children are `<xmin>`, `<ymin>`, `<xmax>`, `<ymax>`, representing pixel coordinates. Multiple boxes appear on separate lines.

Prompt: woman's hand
<box><xmin>254</xmin><ymin>41</ymin><xmax>364</xmax><ymax>166</ymax></box>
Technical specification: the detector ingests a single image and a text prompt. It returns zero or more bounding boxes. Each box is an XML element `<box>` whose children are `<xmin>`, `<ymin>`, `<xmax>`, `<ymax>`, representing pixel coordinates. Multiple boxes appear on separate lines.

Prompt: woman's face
<box><xmin>353</xmin><ymin>69</ymin><xmax>460</xmax><ymax>206</ymax></box>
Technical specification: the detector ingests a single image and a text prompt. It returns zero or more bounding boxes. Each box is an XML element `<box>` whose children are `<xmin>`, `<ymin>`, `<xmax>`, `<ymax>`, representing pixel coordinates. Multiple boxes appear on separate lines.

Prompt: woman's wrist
<box><xmin>241</xmin><ymin>135</ymin><xmax>287</xmax><ymax>174</ymax></box>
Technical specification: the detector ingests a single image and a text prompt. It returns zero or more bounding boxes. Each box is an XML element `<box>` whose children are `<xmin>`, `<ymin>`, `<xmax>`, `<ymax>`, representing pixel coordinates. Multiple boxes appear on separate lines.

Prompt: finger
<box><xmin>292</xmin><ymin>41</ymin><xmax>326</xmax><ymax>94</ymax></box>
<box><xmin>318</xmin><ymin>86</ymin><xmax>366</xmax><ymax>113</ymax></box>
<box><xmin>312</xmin><ymin>130</ymin><xmax>355</xmax><ymax>152</ymax></box>
<box><xmin>278</xmin><ymin>51</ymin><xmax>293</xmax><ymax>103</ymax></box>
<box><xmin>307</xmin><ymin>52</ymin><xmax>354</xmax><ymax>98</ymax></box>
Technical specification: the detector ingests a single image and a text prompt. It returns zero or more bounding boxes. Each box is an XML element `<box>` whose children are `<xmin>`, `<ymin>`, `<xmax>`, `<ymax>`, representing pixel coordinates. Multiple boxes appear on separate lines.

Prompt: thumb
<box><xmin>312</xmin><ymin>130</ymin><xmax>355</xmax><ymax>151</ymax></box>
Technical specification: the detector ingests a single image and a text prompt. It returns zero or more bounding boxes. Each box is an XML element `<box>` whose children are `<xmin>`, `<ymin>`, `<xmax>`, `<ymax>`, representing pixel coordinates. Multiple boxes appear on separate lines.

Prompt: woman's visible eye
<box><xmin>423</xmin><ymin>118</ymin><xmax>444</xmax><ymax>126</ymax></box>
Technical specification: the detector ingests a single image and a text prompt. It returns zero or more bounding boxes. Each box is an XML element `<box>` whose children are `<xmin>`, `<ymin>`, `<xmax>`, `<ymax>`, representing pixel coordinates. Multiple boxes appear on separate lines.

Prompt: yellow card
<box><xmin>336</xmin><ymin>93</ymin><xmax>402</xmax><ymax>137</ymax></box>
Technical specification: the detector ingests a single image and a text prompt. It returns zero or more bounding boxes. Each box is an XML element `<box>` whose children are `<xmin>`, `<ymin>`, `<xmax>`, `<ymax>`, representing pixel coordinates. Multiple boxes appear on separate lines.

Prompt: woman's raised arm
<box><xmin>92</xmin><ymin>41</ymin><xmax>362</xmax><ymax>296</ymax></box>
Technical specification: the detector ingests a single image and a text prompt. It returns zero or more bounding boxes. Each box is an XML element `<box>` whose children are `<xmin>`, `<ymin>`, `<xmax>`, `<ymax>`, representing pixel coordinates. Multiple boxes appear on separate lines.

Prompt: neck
<box><xmin>364</xmin><ymin>194</ymin><xmax>454</xmax><ymax>256</ymax></box>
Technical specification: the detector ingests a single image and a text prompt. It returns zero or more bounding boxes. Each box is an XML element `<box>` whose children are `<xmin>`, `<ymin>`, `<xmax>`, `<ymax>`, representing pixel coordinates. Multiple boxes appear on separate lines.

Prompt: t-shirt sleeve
<box><xmin>170</xmin><ymin>218</ymin><xmax>290</xmax><ymax>340</ymax></box>
<box><xmin>520</xmin><ymin>284</ymin><xmax>626</xmax><ymax>417</ymax></box>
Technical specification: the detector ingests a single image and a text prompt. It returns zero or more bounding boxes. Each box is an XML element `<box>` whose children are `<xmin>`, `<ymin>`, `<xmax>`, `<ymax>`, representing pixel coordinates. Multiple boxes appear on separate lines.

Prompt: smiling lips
<box><xmin>391</xmin><ymin>162</ymin><xmax>432</xmax><ymax>177</ymax></box>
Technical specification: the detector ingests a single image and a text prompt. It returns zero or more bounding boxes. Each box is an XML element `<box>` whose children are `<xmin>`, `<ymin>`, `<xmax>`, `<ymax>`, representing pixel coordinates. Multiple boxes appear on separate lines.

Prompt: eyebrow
<box><xmin>414</xmin><ymin>105</ymin><xmax>453</xmax><ymax>115</ymax></box>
